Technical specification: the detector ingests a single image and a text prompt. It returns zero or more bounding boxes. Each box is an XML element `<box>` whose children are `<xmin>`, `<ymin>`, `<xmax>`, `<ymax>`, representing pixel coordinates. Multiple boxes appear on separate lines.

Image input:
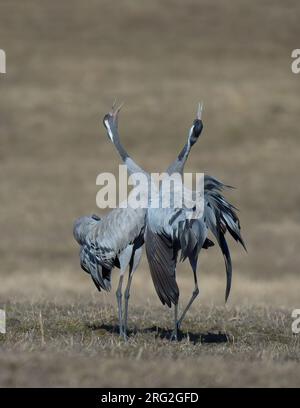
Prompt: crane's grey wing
<box><xmin>145</xmin><ymin>226</ymin><xmax>179</xmax><ymax>308</ymax></box>
<box><xmin>98</xmin><ymin>208</ymin><xmax>146</xmax><ymax>256</ymax></box>
<box><xmin>74</xmin><ymin>216</ymin><xmax>112</xmax><ymax>291</ymax></box>
<box><xmin>74</xmin><ymin>208</ymin><xmax>146</xmax><ymax>295</ymax></box>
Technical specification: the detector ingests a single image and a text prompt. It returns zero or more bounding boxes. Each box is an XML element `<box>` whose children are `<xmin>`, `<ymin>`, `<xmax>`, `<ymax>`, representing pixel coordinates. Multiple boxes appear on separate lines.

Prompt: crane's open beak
<box><xmin>110</xmin><ymin>100</ymin><xmax>124</xmax><ymax>125</ymax></box>
<box><xmin>197</xmin><ymin>101</ymin><xmax>203</xmax><ymax>120</ymax></box>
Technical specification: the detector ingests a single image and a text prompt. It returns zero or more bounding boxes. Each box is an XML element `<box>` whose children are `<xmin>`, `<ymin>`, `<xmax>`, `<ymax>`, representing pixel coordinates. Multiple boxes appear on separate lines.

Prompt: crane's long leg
<box><xmin>116</xmin><ymin>274</ymin><xmax>124</xmax><ymax>337</ymax></box>
<box><xmin>123</xmin><ymin>263</ymin><xmax>133</xmax><ymax>337</ymax></box>
<box><xmin>177</xmin><ymin>267</ymin><xmax>199</xmax><ymax>330</ymax></box>
<box><xmin>170</xmin><ymin>303</ymin><xmax>179</xmax><ymax>341</ymax></box>
<box><xmin>123</xmin><ymin>246</ymin><xmax>142</xmax><ymax>338</ymax></box>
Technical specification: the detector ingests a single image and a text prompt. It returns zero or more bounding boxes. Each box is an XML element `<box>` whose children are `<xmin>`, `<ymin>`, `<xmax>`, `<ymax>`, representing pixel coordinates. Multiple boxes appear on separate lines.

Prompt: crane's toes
<box><xmin>170</xmin><ymin>332</ymin><xmax>178</xmax><ymax>341</ymax></box>
<box><xmin>170</xmin><ymin>328</ymin><xmax>179</xmax><ymax>342</ymax></box>
<box><xmin>118</xmin><ymin>327</ymin><xmax>128</xmax><ymax>341</ymax></box>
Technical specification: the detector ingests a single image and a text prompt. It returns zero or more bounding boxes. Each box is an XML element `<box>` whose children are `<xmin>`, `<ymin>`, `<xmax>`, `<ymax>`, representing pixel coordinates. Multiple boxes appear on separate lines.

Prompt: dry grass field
<box><xmin>0</xmin><ymin>0</ymin><xmax>300</xmax><ymax>387</ymax></box>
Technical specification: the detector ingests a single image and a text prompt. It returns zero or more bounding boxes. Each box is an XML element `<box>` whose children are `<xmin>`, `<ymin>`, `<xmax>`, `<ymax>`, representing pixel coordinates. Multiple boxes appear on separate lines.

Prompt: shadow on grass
<box><xmin>87</xmin><ymin>323</ymin><xmax>229</xmax><ymax>344</ymax></box>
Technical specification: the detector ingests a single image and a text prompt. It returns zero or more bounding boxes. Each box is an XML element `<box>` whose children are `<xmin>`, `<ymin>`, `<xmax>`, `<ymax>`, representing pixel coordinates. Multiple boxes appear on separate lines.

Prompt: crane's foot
<box><xmin>170</xmin><ymin>324</ymin><xmax>179</xmax><ymax>341</ymax></box>
<box><xmin>118</xmin><ymin>327</ymin><xmax>128</xmax><ymax>341</ymax></box>
<box><xmin>170</xmin><ymin>332</ymin><xmax>177</xmax><ymax>341</ymax></box>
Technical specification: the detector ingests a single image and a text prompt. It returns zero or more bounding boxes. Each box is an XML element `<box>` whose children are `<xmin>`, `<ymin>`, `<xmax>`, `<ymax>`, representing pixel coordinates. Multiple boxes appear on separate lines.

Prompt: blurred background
<box><xmin>0</xmin><ymin>0</ymin><xmax>300</xmax><ymax>387</ymax></box>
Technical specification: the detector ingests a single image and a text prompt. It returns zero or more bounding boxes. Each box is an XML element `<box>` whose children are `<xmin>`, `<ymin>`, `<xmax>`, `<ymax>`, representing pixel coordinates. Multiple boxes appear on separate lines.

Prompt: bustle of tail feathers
<box><xmin>172</xmin><ymin>176</ymin><xmax>246</xmax><ymax>301</ymax></box>
<box><xmin>204</xmin><ymin>175</ymin><xmax>246</xmax><ymax>301</ymax></box>
<box><xmin>204</xmin><ymin>175</ymin><xmax>246</xmax><ymax>251</ymax></box>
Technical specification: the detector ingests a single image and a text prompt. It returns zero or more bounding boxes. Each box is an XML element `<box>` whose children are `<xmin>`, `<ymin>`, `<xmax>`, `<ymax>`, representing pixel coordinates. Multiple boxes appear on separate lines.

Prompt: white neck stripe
<box><xmin>104</xmin><ymin>120</ymin><xmax>114</xmax><ymax>142</ymax></box>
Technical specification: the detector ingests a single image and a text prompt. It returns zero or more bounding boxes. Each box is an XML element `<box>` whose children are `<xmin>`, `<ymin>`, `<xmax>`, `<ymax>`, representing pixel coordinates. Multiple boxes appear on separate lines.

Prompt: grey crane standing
<box><xmin>73</xmin><ymin>106</ymin><xmax>148</xmax><ymax>340</ymax></box>
<box><xmin>144</xmin><ymin>107</ymin><xmax>246</xmax><ymax>339</ymax></box>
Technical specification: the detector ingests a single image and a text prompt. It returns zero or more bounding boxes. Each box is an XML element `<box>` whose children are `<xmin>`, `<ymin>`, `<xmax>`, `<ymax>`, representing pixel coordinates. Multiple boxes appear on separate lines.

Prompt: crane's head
<box><xmin>188</xmin><ymin>102</ymin><xmax>204</xmax><ymax>146</ymax></box>
<box><xmin>73</xmin><ymin>214</ymin><xmax>101</xmax><ymax>245</ymax></box>
<box><xmin>103</xmin><ymin>101</ymin><xmax>123</xmax><ymax>143</ymax></box>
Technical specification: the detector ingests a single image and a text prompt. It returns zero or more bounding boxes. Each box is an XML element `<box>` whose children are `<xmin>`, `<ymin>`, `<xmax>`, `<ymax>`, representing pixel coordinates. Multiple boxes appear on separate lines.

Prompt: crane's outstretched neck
<box><xmin>103</xmin><ymin>103</ymin><xmax>203</xmax><ymax>179</ymax></box>
<box><xmin>166</xmin><ymin>118</ymin><xmax>203</xmax><ymax>176</ymax></box>
<box><xmin>103</xmin><ymin>109</ymin><xmax>149</xmax><ymax>178</ymax></box>
<box><xmin>166</xmin><ymin>103</ymin><xmax>203</xmax><ymax>175</ymax></box>
<box><xmin>167</xmin><ymin>139</ymin><xmax>190</xmax><ymax>176</ymax></box>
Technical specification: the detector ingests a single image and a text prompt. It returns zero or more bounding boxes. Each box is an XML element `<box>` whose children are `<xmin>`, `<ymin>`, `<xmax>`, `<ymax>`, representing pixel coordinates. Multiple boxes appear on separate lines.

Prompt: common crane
<box><xmin>73</xmin><ymin>105</ymin><xmax>147</xmax><ymax>340</ymax></box>
<box><xmin>145</xmin><ymin>108</ymin><xmax>246</xmax><ymax>339</ymax></box>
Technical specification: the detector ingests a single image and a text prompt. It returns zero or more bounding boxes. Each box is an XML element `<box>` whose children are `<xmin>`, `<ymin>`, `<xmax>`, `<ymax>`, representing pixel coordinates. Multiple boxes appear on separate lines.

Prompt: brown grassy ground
<box><xmin>0</xmin><ymin>0</ymin><xmax>300</xmax><ymax>387</ymax></box>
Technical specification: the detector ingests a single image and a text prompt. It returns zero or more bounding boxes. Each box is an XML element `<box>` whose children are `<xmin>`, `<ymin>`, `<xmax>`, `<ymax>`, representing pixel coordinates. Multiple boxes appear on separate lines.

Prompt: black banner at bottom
<box><xmin>0</xmin><ymin>388</ymin><xmax>292</xmax><ymax>405</ymax></box>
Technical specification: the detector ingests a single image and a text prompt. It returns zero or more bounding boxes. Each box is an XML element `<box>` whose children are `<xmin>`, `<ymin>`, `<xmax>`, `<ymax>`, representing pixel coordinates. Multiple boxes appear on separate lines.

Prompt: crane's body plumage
<box><xmin>145</xmin><ymin>175</ymin><xmax>245</xmax><ymax>310</ymax></box>
<box><xmin>74</xmin><ymin>208</ymin><xmax>145</xmax><ymax>281</ymax></box>
<box><xmin>73</xmin><ymin>208</ymin><xmax>145</xmax><ymax>338</ymax></box>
